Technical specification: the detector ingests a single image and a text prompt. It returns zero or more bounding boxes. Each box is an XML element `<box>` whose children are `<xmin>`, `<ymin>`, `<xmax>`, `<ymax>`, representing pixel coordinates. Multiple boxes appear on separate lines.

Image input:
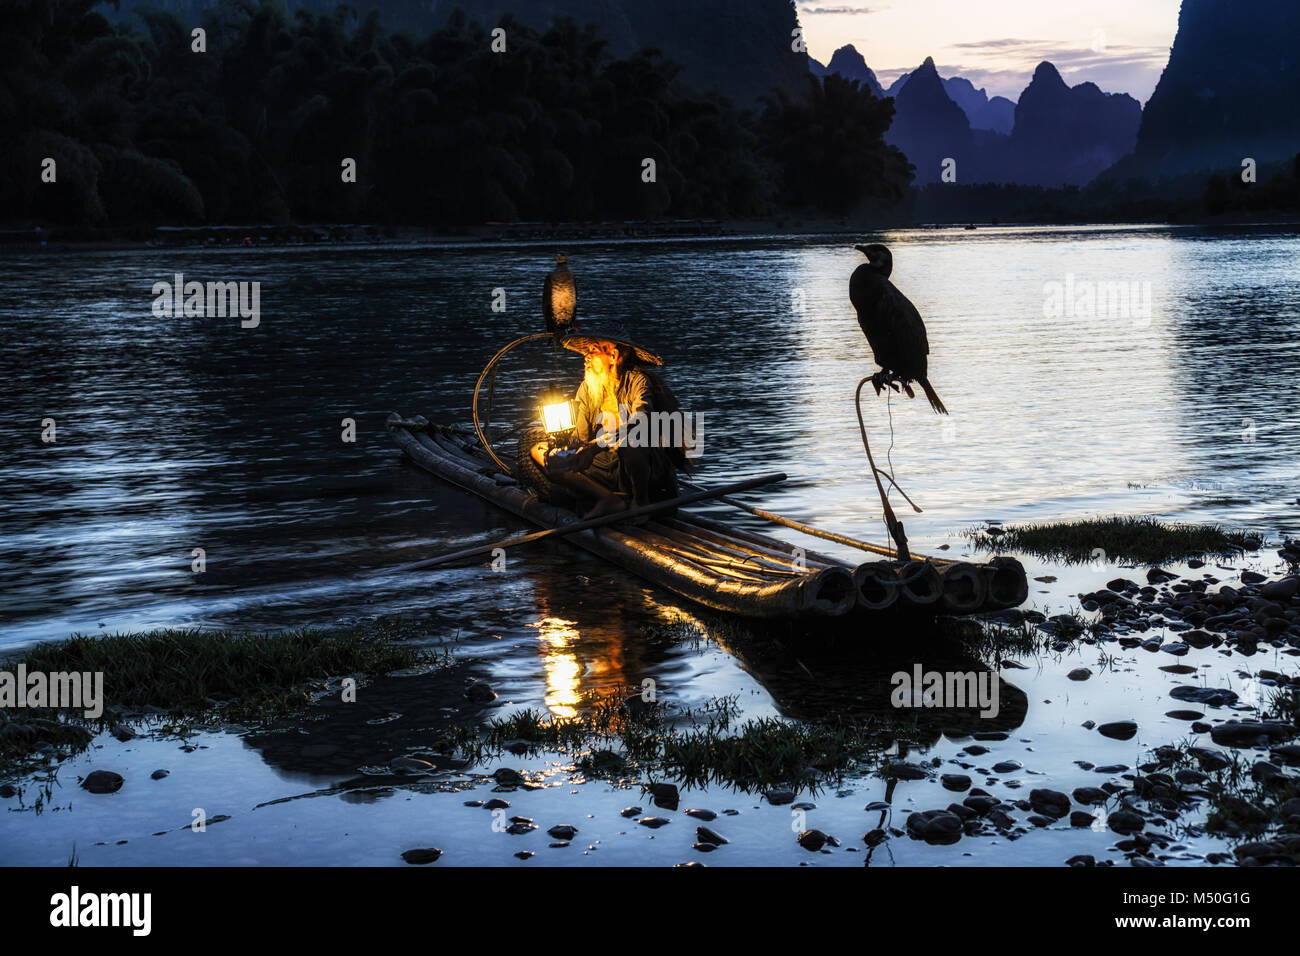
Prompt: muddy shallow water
<box><xmin>2</xmin><ymin>225</ymin><xmax>1298</xmax><ymax>865</ymax></box>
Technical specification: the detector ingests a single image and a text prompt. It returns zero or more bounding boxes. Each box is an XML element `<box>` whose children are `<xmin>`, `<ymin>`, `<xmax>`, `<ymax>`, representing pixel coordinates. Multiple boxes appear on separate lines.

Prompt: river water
<box><xmin>2</xmin><ymin>224</ymin><xmax>1298</xmax><ymax>866</ymax></box>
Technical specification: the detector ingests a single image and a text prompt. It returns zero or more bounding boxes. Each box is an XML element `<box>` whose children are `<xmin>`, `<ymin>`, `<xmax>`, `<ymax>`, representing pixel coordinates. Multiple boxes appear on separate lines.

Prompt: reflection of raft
<box><xmin>387</xmin><ymin>414</ymin><xmax>1028</xmax><ymax>621</ymax></box>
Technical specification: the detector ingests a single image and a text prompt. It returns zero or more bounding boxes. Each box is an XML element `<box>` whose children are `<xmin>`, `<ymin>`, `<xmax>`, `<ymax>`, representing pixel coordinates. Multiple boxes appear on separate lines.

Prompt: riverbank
<box><xmin>3</xmin><ymin>541</ymin><xmax>1297</xmax><ymax>867</ymax></box>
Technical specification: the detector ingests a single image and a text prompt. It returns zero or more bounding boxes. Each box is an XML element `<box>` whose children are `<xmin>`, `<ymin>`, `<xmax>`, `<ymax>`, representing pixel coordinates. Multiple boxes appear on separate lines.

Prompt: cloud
<box><xmin>796</xmin><ymin>2</ymin><xmax>886</xmax><ymax>14</ymax></box>
<box><xmin>944</xmin><ymin>38</ymin><xmax>1169</xmax><ymax>72</ymax></box>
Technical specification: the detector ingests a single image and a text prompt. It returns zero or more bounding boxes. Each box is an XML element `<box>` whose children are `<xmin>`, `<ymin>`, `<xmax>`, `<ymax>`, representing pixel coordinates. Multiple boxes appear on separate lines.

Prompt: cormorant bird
<box><xmin>543</xmin><ymin>254</ymin><xmax>576</xmax><ymax>335</ymax></box>
<box><xmin>849</xmin><ymin>243</ymin><xmax>947</xmax><ymax>415</ymax></box>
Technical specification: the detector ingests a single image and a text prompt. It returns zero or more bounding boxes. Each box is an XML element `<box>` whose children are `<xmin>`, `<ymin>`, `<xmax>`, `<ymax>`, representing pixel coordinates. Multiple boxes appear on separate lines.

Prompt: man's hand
<box><xmin>544</xmin><ymin>441</ymin><xmax>598</xmax><ymax>475</ymax></box>
<box><xmin>569</xmin><ymin>441</ymin><xmax>598</xmax><ymax>471</ymax></box>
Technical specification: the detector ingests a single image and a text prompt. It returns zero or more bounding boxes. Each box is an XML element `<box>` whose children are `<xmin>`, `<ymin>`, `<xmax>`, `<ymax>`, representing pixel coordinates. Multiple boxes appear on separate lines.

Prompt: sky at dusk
<box><xmin>797</xmin><ymin>0</ymin><xmax>1183</xmax><ymax>104</ymax></box>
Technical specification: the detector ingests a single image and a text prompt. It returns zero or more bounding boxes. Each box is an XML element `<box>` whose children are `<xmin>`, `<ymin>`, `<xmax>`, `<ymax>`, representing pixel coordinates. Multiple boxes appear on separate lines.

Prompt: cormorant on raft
<box><xmin>850</xmin><ymin>243</ymin><xmax>948</xmax><ymax>415</ymax></box>
<box><xmin>543</xmin><ymin>254</ymin><xmax>577</xmax><ymax>335</ymax></box>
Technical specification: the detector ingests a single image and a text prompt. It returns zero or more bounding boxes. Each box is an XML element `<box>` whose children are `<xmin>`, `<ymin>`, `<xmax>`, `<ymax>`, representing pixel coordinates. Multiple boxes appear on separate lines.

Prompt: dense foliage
<box><xmin>0</xmin><ymin>0</ymin><xmax>914</xmax><ymax>227</ymax></box>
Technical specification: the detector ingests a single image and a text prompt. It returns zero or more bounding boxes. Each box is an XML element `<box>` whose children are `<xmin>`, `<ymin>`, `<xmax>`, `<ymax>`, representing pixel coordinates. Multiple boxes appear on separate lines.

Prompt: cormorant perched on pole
<box><xmin>543</xmin><ymin>254</ymin><xmax>576</xmax><ymax>336</ymax></box>
<box><xmin>850</xmin><ymin>243</ymin><xmax>948</xmax><ymax>414</ymax></box>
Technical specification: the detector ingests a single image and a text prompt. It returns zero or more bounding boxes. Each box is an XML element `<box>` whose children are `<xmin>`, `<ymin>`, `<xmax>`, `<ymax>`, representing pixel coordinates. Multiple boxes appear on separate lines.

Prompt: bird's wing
<box><xmin>543</xmin><ymin>273</ymin><xmax>555</xmax><ymax>325</ymax></box>
<box><xmin>880</xmin><ymin>280</ymin><xmax>931</xmax><ymax>376</ymax></box>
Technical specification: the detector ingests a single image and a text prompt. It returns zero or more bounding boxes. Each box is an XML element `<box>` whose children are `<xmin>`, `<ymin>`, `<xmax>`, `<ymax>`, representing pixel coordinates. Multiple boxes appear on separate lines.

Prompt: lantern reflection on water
<box><xmin>531</xmin><ymin>617</ymin><xmax>582</xmax><ymax>718</ymax></box>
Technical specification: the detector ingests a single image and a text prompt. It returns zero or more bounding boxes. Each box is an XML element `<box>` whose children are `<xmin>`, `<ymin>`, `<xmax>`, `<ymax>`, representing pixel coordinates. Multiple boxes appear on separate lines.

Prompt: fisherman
<box><xmin>527</xmin><ymin>323</ymin><xmax>691</xmax><ymax>520</ymax></box>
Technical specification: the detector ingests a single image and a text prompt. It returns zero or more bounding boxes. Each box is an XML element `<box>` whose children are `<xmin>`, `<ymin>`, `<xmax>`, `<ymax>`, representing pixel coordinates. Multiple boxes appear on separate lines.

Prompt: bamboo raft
<box><xmin>387</xmin><ymin>413</ymin><xmax>1029</xmax><ymax>621</ymax></box>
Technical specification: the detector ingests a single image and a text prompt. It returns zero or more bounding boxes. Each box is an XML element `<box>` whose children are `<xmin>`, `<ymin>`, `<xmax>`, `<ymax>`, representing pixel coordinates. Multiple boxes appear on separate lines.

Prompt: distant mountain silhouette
<box><xmin>869</xmin><ymin>57</ymin><xmax>1138</xmax><ymax>187</ymax></box>
<box><xmin>882</xmin><ymin>66</ymin><xmax>1015</xmax><ymax>134</ymax></box>
<box><xmin>808</xmin><ymin>45</ymin><xmax>883</xmax><ymax>98</ymax></box>
<box><xmin>1007</xmin><ymin>62</ymin><xmax>1141</xmax><ymax>186</ymax></box>
<box><xmin>1107</xmin><ymin>0</ymin><xmax>1300</xmax><ymax>179</ymax></box>
<box><xmin>884</xmin><ymin>58</ymin><xmax>975</xmax><ymax>185</ymax></box>
<box><xmin>942</xmin><ymin>77</ymin><xmax>1015</xmax><ymax>135</ymax></box>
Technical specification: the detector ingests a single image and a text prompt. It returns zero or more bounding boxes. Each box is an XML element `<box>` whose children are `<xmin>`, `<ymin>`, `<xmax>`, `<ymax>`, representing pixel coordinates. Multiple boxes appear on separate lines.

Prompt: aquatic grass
<box><xmin>0</xmin><ymin>624</ymin><xmax>435</xmax><ymax>772</ymax></box>
<box><xmin>6</xmin><ymin>625</ymin><xmax>429</xmax><ymax>715</ymax></box>
<box><xmin>965</xmin><ymin>516</ymin><xmax>1260</xmax><ymax>565</ymax></box>
<box><xmin>660</xmin><ymin>715</ymin><xmax>887</xmax><ymax>792</ymax></box>
<box><xmin>961</xmin><ymin>621</ymin><xmax>1039</xmax><ymax>663</ymax></box>
<box><xmin>431</xmin><ymin>687</ymin><xmax>886</xmax><ymax>794</ymax></box>
<box><xmin>1137</xmin><ymin>739</ymin><xmax>1299</xmax><ymax>849</ymax></box>
<box><xmin>957</xmin><ymin>608</ymin><xmax>1105</xmax><ymax>666</ymax></box>
<box><xmin>1266</xmin><ymin>685</ymin><xmax>1300</xmax><ymax>728</ymax></box>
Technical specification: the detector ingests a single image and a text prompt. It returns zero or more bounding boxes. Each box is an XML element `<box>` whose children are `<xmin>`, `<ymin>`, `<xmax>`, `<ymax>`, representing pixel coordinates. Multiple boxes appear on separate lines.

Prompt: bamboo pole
<box><xmin>382</xmin><ymin>472</ymin><xmax>787</xmax><ymax>573</ymax></box>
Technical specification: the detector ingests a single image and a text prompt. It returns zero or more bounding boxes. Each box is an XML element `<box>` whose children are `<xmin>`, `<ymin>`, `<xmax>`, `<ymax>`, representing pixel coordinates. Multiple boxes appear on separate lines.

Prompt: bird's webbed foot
<box><xmin>871</xmin><ymin>369</ymin><xmax>904</xmax><ymax>396</ymax></box>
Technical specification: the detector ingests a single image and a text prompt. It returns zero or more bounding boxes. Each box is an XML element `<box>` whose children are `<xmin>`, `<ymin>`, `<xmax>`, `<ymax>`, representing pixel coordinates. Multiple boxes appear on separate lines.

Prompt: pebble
<box><xmin>765</xmin><ymin>788</ymin><xmax>796</xmax><ymax>805</ymax></box>
<box><xmin>797</xmin><ymin>829</ymin><xmax>837</xmax><ymax>851</ymax></box>
<box><xmin>484</xmin><ymin>798</ymin><xmax>511</xmax><ymax>810</ymax></box>
<box><xmin>1070</xmin><ymin>811</ymin><xmax>1096</xmax><ymax>827</ymax></box>
<box><xmin>1097</xmin><ymin>721</ymin><xmax>1138</xmax><ymax>741</ymax></box>
<box><xmin>1189</xmin><ymin>748</ymin><xmax>1231</xmax><ymax>770</ymax></box>
<box><xmin>547</xmin><ymin>825</ymin><xmax>578</xmax><ymax>840</ymax></box>
<box><xmin>886</xmin><ymin>763</ymin><xmax>928</xmax><ymax>780</ymax></box>
<box><xmin>696</xmin><ymin>826</ymin><xmax>728</xmax><ymax>846</ymax></box>
<box><xmin>1271</xmin><ymin>745</ymin><xmax>1300</xmax><ymax>767</ymax></box>
<box><xmin>390</xmin><ymin>757</ymin><xmax>435</xmax><ymax>774</ymax></box>
<box><xmin>648</xmin><ymin>782</ymin><xmax>679</xmax><ymax>810</ymax></box>
<box><xmin>941</xmin><ymin>774</ymin><xmax>972</xmax><ymax>792</ymax></box>
<box><xmin>492</xmin><ymin>768</ymin><xmax>525</xmax><ymax>785</ymax></box>
<box><xmin>81</xmin><ymin>770</ymin><xmax>124</xmax><ymax>794</ymax></box>
<box><xmin>683</xmin><ymin>808</ymin><xmax>716</xmax><ymax>821</ymax></box>
<box><xmin>638</xmin><ymin>817</ymin><xmax>670</xmax><ymax>829</ymax></box>
<box><xmin>401</xmin><ymin>848</ymin><xmax>442</xmax><ymax>864</ymax></box>
<box><xmin>1108</xmin><ymin>809</ymin><xmax>1146</xmax><ymax>834</ymax></box>
<box><xmin>1067</xmin><ymin>668</ymin><xmax>1092</xmax><ymax>681</ymax></box>
<box><xmin>1210</xmin><ymin>720</ymin><xmax>1296</xmax><ymax>748</ymax></box>
<box><xmin>1170</xmin><ymin>686</ymin><xmax>1239</xmax><ymax>706</ymax></box>
<box><xmin>150</xmin><ymin>769</ymin><xmax>170</xmax><ymax>780</ymax></box>
<box><xmin>1029</xmin><ymin>789</ymin><xmax>1071</xmax><ymax>819</ymax></box>
<box><xmin>963</xmin><ymin>795</ymin><xmax>1000</xmax><ymax>814</ymax></box>
<box><xmin>1072</xmin><ymin>787</ymin><xmax>1109</xmax><ymax>805</ymax></box>
<box><xmin>620</xmin><ymin>806</ymin><xmax>643</xmax><ymax>818</ymax></box>
<box><xmin>465</xmin><ymin>681</ymin><xmax>497</xmax><ymax>703</ymax></box>
<box><xmin>906</xmin><ymin>810</ymin><xmax>963</xmax><ymax>845</ymax></box>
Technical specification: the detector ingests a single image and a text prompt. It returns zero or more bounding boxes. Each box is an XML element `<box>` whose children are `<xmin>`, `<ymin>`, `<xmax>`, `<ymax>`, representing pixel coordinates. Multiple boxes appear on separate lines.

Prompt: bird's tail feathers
<box><xmin>920</xmin><ymin>379</ymin><xmax>948</xmax><ymax>415</ymax></box>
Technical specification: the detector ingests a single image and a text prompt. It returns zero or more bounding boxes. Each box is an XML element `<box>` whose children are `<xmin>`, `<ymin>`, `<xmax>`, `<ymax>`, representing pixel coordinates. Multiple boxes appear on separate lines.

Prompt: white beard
<box><xmin>584</xmin><ymin>365</ymin><xmax>615</xmax><ymax>404</ymax></box>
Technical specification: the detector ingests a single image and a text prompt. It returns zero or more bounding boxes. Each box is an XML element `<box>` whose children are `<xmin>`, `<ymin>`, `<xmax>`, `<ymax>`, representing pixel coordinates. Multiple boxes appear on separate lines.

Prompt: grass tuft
<box><xmin>1</xmin><ymin>623</ymin><xmax>434</xmax><ymax>773</ymax></box>
<box><xmin>966</xmin><ymin>516</ymin><xmax>1259</xmax><ymax>566</ymax></box>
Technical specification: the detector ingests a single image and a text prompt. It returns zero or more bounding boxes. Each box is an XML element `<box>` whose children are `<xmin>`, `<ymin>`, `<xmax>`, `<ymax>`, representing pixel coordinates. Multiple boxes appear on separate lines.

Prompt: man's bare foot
<box><xmin>583</xmin><ymin>494</ymin><xmax>628</xmax><ymax>520</ymax></box>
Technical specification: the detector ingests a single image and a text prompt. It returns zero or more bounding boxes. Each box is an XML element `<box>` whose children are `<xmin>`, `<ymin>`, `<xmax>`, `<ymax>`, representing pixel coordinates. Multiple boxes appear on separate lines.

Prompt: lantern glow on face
<box><xmin>541</xmin><ymin>400</ymin><xmax>575</xmax><ymax>435</ymax></box>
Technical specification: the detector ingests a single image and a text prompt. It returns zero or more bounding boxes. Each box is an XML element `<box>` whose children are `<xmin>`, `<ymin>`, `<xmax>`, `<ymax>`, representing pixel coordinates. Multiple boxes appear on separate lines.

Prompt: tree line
<box><xmin>0</xmin><ymin>0</ymin><xmax>914</xmax><ymax>228</ymax></box>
